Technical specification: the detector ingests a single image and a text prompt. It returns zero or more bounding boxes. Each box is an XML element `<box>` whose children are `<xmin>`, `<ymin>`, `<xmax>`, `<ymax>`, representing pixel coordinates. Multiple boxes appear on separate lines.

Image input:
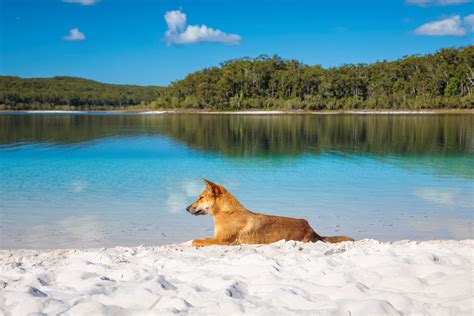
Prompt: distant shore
<box><xmin>1</xmin><ymin>109</ymin><xmax>473</xmax><ymax>115</ymax></box>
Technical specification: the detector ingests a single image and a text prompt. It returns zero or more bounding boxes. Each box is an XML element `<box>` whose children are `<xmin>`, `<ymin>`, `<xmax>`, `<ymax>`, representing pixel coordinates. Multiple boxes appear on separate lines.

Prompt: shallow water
<box><xmin>0</xmin><ymin>113</ymin><xmax>473</xmax><ymax>249</ymax></box>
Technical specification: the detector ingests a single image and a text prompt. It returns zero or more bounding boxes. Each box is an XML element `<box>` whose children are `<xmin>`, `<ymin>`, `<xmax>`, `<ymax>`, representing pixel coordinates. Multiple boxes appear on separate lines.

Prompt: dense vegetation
<box><xmin>158</xmin><ymin>46</ymin><xmax>473</xmax><ymax>110</ymax></box>
<box><xmin>1</xmin><ymin>46</ymin><xmax>473</xmax><ymax>110</ymax></box>
<box><xmin>0</xmin><ymin>76</ymin><xmax>162</xmax><ymax>110</ymax></box>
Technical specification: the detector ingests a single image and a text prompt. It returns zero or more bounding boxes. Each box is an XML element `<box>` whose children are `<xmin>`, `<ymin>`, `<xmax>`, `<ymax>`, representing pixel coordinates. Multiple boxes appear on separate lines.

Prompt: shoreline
<box><xmin>1</xmin><ymin>238</ymin><xmax>472</xmax><ymax>252</ymax></box>
<box><xmin>1</xmin><ymin>239</ymin><xmax>472</xmax><ymax>315</ymax></box>
<box><xmin>1</xmin><ymin>109</ymin><xmax>473</xmax><ymax>115</ymax></box>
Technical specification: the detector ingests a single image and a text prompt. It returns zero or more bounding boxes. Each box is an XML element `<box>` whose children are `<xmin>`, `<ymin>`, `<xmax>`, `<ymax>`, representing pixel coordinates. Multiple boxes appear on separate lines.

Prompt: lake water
<box><xmin>0</xmin><ymin>113</ymin><xmax>473</xmax><ymax>249</ymax></box>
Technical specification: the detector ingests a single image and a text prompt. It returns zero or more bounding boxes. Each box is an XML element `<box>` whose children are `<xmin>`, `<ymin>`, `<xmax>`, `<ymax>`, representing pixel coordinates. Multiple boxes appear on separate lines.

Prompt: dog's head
<box><xmin>186</xmin><ymin>179</ymin><xmax>227</xmax><ymax>216</ymax></box>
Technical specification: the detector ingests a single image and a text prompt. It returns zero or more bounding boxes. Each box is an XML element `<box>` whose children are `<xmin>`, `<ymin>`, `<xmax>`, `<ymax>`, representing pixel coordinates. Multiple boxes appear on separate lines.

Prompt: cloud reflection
<box><xmin>166</xmin><ymin>179</ymin><xmax>202</xmax><ymax>214</ymax></box>
<box><xmin>71</xmin><ymin>180</ymin><xmax>88</xmax><ymax>193</ymax></box>
<box><xmin>409</xmin><ymin>218</ymin><xmax>473</xmax><ymax>239</ymax></box>
<box><xmin>413</xmin><ymin>187</ymin><xmax>459</xmax><ymax>207</ymax></box>
<box><xmin>19</xmin><ymin>215</ymin><xmax>110</xmax><ymax>248</ymax></box>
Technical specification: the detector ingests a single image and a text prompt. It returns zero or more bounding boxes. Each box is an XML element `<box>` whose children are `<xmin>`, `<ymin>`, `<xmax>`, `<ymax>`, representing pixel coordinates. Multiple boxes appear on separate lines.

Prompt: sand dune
<box><xmin>0</xmin><ymin>239</ymin><xmax>472</xmax><ymax>315</ymax></box>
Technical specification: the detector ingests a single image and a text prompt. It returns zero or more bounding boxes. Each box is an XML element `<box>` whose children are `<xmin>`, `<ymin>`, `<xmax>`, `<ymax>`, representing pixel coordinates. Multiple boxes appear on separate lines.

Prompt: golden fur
<box><xmin>186</xmin><ymin>179</ymin><xmax>353</xmax><ymax>246</ymax></box>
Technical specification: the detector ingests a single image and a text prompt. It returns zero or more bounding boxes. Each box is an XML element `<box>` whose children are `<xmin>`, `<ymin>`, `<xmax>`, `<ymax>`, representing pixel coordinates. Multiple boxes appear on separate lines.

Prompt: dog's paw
<box><xmin>191</xmin><ymin>239</ymin><xmax>209</xmax><ymax>247</ymax></box>
<box><xmin>179</xmin><ymin>240</ymin><xmax>193</xmax><ymax>246</ymax></box>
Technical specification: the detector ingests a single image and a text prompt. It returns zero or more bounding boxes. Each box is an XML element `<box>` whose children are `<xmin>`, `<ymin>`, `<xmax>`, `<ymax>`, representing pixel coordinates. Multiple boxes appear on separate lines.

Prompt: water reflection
<box><xmin>2</xmin><ymin>113</ymin><xmax>472</xmax><ymax>181</ymax></box>
<box><xmin>1</xmin><ymin>114</ymin><xmax>472</xmax><ymax>155</ymax></box>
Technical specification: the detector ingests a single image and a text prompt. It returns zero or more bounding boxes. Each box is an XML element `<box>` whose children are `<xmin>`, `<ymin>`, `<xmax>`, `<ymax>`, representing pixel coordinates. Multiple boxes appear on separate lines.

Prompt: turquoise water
<box><xmin>0</xmin><ymin>113</ymin><xmax>473</xmax><ymax>249</ymax></box>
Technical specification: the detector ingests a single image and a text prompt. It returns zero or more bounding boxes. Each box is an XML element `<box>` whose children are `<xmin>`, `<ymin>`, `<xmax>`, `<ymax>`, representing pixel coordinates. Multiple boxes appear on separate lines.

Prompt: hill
<box><xmin>0</xmin><ymin>76</ymin><xmax>163</xmax><ymax>110</ymax></box>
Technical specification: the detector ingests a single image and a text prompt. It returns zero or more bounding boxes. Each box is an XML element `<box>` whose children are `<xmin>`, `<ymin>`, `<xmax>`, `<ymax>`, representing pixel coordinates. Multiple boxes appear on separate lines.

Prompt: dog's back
<box><xmin>236</xmin><ymin>212</ymin><xmax>353</xmax><ymax>244</ymax></box>
<box><xmin>235</xmin><ymin>212</ymin><xmax>316</xmax><ymax>244</ymax></box>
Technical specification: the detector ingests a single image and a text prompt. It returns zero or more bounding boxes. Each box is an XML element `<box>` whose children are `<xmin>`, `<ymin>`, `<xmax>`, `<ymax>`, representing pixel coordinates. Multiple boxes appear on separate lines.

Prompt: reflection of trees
<box><xmin>155</xmin><ymin>114</ymin><xmax>473</xmax><ymax>156</ymax></box>
<box><xmin>1</xmin><ymin>114</ymin><xmax>472</xmax><ymax>156</ymax></box>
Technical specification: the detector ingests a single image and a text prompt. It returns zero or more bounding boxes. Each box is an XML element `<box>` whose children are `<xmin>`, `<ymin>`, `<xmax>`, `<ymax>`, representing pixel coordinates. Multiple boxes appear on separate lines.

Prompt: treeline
<box><xmin>157</xmin><ymin>46</ymin><xmax>473</xmax><ymax>110</ymax></box>
<box><xmin>0</xmin><ymin>76</ymin><xmax>163</xmax><ymax>110</ymax></box>
<box><xmin>1</xmin><ymin>46</ymin><xmax>473</xmax><ymax>110</ymax></box>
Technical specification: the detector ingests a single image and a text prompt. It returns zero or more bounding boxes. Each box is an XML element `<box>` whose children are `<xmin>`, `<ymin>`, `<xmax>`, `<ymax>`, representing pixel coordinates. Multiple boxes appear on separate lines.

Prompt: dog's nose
<box><xmin>186</xmin><ymin>205</ymin><xmax>192</xmax><ymax>213</ymax></box>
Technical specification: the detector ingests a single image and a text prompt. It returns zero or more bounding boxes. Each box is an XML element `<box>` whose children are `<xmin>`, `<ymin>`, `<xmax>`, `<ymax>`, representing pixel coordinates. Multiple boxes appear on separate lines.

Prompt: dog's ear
<box><xmin>202</xmin><ymin>178</ymin><xmax>227</xmax><ymax>196</ymax></box>
<box><xmin>202</xmin><ymin>178</ymin><xmax>216</xmax><ymax>191</ymax></box>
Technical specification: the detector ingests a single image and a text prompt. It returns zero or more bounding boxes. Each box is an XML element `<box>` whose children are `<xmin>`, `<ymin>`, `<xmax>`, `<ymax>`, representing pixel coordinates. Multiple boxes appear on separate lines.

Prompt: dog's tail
<box><xmin>313</xmin><ymin>232</ymin><xmax>354</xmax><ymax>243</ymax></box>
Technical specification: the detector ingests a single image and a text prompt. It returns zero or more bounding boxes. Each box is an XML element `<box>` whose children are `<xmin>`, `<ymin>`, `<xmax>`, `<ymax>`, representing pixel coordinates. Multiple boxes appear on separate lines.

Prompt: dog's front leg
<box><xmin>192</xmin><ymin>238</ymin><xmax>227</xmax><ymax>247</ymax></box>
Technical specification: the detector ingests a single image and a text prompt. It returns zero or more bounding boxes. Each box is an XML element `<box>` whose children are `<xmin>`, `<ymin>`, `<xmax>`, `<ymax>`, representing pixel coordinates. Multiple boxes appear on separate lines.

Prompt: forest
<box><xmin>1</xmin><ymin>46</ymin><xmax>473</xmax><ymax>110</ymax></box>
<box><xmin>0</xmin><ymin>76</ymin><xmax>162</xmax><ymax>110</ymax></box>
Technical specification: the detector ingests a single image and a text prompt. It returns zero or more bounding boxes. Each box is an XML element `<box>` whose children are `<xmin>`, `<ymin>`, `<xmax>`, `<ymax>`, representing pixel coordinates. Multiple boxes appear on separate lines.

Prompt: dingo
<box><xmin>186</xmin><ymin>179</ymin><xmax>353</xmax><ymax>246</ymax></box>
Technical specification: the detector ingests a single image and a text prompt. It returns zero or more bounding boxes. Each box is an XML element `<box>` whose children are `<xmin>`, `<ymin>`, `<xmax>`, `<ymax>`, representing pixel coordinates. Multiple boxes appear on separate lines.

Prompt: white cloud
<box><xmin>164</xmin><ymin>9</ymin><xmax>241</xmax><ymax>45</ymax></box>
<box><xmin>438</xmin><ymin>0</ymin><xmax>471</xmax><ymax>4</ymax></box>
<box><xmin>464</xmin><ymin>14</ymin><xmax>474</xmax><ymax>32</ymax></box>
<box><xmin>406</xmin><ymin>0</ymin><xmax>432</xmax><ymax>5</ymax></box>
<box><xmin>64</xmin><ymin>27</ymin><xmax>86</xmax><ymax>41</ymax></box>
<box><xmin>63</xmin><ymin>0</ymin><xmax>99</xmax><ymax>5</ymax></box>
<box><xmin>406</xmin><ymin>0</ymin><xmax>471</xmax><ymax>6</ymax></box>
<box><xmin>165</xmin><ymin>10</ymin><xmax>187</xmax><ymax>32</ymax></box>
<box><xmin>414</xmin><ymin>15</ymin><xmax>466</xmax><ymax>36</ymax></box>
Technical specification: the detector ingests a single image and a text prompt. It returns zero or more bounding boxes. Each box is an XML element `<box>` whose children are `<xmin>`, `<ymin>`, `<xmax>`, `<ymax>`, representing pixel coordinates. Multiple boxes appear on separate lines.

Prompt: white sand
<box><xmin>137</xmin><ymin>111</ymin><xmax>168</xmax><ymax>114</ymax></box>
<box><xmin>24</xmin><ymin>110</ymin><xmax>87</xmax><ymax>113</ymax></box>
<box><xmin>199</xmin><ymin>110</ymin><xmax>286</xmax><ymax>114</ymax></box>
<box><xmin>3</xmin><ymin>110</ymin><xmax>471</xmax><ymax>115</ymax></box>
<box><xmin>0</xmin><ymin>239</ymin><xmax>472</xmax><ymax>315</ymax></box>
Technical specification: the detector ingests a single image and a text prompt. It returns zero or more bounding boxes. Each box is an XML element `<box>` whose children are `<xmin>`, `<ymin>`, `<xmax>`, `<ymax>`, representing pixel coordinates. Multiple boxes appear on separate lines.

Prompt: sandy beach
<box><xmin>1</xmin><ymin>239</ymin><xmax>472</xmax><ymax>315</ymax></box>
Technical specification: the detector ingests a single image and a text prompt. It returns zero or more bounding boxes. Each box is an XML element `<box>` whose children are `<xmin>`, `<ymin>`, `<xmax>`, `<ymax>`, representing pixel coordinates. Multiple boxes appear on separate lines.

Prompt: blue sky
<box><xmin>1</xmin><ymin>0</ymin><xmax>473</xmax><ymax>86</ymax></box>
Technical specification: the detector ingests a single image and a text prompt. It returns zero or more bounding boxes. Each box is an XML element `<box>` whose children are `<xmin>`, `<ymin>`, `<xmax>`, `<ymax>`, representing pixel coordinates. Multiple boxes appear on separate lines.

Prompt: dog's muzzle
<box><xmin>186</xmin><ymin>205</ymin><xmax>205</xmax><ymax>215</ymax></box>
